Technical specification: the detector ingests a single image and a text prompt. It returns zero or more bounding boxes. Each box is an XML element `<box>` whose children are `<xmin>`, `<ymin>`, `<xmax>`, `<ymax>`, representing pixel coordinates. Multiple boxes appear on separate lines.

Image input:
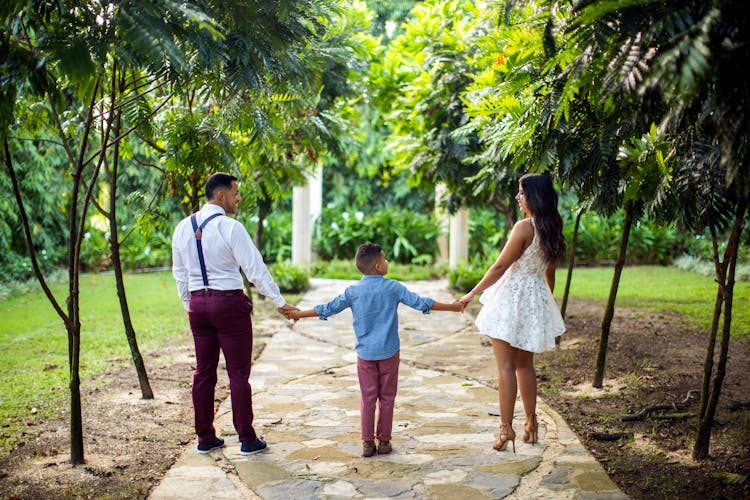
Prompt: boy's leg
<box><xmin>375</xmin><ymin>352</ymin><xmax>400</xmax><ymax>442</ymax></box>
<box><xmin>357</xmin><ymin>357</ymin><xmax>379</xmax><ymax>441</ymax></box>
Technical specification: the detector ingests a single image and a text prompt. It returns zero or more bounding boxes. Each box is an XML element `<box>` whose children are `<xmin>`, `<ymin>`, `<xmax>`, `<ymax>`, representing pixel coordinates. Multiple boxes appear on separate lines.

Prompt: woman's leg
<box><xmin>516</xmin><ymin>349</ymin><xmax>536</xmax><ymax>419</ymax></box>
<box><xmin>516</xmin><ymin>349</ymin><xmax>539</xmax><ymax>442</ymax></box>
<box><xmin>491</xmin><ymin>339</ymin><xmax>518</xmax><ymax>426</ymax></box>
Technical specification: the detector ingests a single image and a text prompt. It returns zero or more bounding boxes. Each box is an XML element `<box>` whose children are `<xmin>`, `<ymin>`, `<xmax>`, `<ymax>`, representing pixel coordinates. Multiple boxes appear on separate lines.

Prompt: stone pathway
<box><xmin>150</xmin><ymin>279</ymin><xmax>627</xmax><ymax>499</ymax></box>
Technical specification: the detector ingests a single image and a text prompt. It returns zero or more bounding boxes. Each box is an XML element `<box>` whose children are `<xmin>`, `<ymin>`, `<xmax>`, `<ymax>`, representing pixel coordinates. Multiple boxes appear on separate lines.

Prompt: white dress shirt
<box><xmin>172</xmin><ymin>203</ymin><xmax>286</xmax><ymax>310</ymax></box>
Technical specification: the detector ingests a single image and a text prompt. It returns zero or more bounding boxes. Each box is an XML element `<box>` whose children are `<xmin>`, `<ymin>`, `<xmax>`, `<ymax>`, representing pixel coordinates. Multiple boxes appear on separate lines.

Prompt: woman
<box><xmin>458</xmin><ymin>173</ymin><xmax>566</xmax><ymax>452</ymax></box>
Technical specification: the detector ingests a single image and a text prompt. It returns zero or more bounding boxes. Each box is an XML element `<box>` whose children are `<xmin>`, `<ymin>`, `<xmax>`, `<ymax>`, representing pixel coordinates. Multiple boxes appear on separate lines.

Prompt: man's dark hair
<box><xmin>205</xmin><ymin>173</ymin><xmax>238</xmax><ymax>200</ymax></box>
<box><xmin>355</xmin><ymin>242</ymin><xmax>383</xmax><ymax>274</ymax></box>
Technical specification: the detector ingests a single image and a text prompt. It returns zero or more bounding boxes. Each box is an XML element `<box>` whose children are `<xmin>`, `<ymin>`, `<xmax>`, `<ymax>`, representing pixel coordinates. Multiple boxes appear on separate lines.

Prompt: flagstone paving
<box><xmin>150</xmin><ymin>278</ymin><xmax>627</xmax><ymax>499</ymax></box>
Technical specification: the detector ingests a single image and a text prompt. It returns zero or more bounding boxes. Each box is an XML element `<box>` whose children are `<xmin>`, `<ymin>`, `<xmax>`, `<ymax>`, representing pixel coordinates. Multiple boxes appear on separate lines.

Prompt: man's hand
<box><xmin>277</xmin><ymin>303</ymin><xmax>299</xmax><ymax>320</ymax></box>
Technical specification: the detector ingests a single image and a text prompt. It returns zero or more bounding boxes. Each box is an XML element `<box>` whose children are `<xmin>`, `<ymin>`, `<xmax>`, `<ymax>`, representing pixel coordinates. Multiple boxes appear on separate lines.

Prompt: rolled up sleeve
<box><xmin>314</xmin><ymin>292</ymin><xmax>351</xmax><ymax>320</ymax></box>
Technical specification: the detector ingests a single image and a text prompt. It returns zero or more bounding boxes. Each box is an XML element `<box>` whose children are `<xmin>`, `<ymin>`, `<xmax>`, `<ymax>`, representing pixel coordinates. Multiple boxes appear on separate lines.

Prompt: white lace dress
<box><xmin>475</xmin><ymin>219</ymin><xmax>565</xmax><ymax>352</ymax></box>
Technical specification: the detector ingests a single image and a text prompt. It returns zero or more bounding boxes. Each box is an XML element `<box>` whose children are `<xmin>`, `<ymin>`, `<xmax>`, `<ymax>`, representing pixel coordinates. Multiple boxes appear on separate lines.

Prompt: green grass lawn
<box><xmin>0</xmin><ymin>265</ymin><xmax>747</xmax><ymax>457</ymax></box>
<box><xmin>555</xmin><ymin>265</ymin><xmax>750</xmax><ymax>337</ymax></box>
<box><xmin>0</xmin><ymin>271</ymin><xmax>189</xmax><ymax>455</ymax></box>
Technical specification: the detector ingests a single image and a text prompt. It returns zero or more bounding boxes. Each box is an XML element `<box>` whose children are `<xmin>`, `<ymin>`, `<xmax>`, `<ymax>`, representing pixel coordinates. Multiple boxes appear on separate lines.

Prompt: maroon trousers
<box><xmin>357</xmin><ymin>352</ymin><xmax>400</xmax><ymax>441</ymax></box>
<box><xmin>188</xmin><ymin>289</ymin><xmax>257</xmax><ymax>445</ymax></box>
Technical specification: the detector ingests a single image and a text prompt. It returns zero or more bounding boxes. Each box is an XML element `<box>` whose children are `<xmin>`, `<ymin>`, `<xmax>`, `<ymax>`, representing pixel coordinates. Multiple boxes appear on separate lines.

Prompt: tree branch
<box><xmin>3</xmin><ymin>137</ymin><xmax>72</xmax><ymax>330</ymax></box>
<box><xmin>81</xmin><ymin>92</ymin><xmax>174</xmax><ymax>170</ymax></box>
<box><xmin>621</xmin><ymin>390</ymin><xmax>699</xmax><ymax>421</ymax></box>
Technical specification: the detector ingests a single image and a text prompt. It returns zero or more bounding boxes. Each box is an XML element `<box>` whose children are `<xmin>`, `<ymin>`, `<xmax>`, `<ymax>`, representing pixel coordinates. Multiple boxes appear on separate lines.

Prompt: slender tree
<box><xmin>1</xmin><ymin>0</ymin><xmax>223</xmax><ymax>464</ymax></box>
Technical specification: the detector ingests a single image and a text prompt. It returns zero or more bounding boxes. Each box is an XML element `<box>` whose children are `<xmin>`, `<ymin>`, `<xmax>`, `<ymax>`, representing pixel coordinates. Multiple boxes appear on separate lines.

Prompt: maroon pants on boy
<box><xmin>188</xmin><ymin>289</ymin><xmax>258</xmax><ymax>445</ymax></box>
<box><xmin>357</xmin><ymin>352</ymin><xmax>400</xmax><ymax>441</ymax></box>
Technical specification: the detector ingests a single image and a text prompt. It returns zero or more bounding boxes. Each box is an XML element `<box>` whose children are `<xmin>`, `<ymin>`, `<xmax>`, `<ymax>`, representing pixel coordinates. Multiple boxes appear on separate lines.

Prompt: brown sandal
<box><xmin>493</xmin><ymin>423</ymin><xmax>516</xmax><ymax>453</ymax></box>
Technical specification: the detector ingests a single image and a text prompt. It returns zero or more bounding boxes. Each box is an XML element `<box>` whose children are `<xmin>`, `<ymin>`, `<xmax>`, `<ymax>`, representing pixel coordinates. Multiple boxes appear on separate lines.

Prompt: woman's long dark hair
<box><xmin>520</xmin><ymin>173</ymin><xmax>566</xmax><ymax>264</ymax></box>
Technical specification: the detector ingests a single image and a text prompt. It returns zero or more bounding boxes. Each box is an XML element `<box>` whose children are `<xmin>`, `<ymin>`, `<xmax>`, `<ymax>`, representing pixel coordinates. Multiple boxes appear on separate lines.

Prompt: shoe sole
<box><xmin>196</xmin><ymin>445</ymin><xmax>224</xmax><ymax>454</ymax></box>
<box><xmin>240</xmin><ymin>447</ymin><xmax>267</xmax><ymax>456</ymax></box>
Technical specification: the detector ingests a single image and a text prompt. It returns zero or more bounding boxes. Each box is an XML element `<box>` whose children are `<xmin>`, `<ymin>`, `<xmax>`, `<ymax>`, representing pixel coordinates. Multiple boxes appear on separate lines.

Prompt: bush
<box><xmin>310</xmin><ymin>259</ymin><xmax>449</xmax><ymax>281</ymax></box>
<box><xmin>241</xmin><ymin>210</ymin><xmax>293</xmax><ymax>264</ymax></box>
<box><xmin>469</xmin><ymin>208</ymin><xmax>507</xmax><ymax>261</ymax></box>
<box><xmin>314</xmin><ymin>207</ymin><xmax>441</xmax><ymax>264</ymax></box>
<box><xmin>268</xmin><ymin>261</ymin><xmax>310</xmax><ymax>293</ymax></box>
<box><xmin>448</xmin><ymin>259</ymin><xmax>489</xmax><ymax>293</ymax></box>
<box><xmin>673</xmin><ymin>254</ymin><xmax>750</xmax><ymax>282</ymax></box>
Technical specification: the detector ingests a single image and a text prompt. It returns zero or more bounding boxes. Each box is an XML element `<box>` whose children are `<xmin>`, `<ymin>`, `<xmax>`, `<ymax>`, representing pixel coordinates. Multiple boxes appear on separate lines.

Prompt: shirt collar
<box><xmin>361</xmin><ymin>274</ymin><xmax>384</xmax><ymax>280</ymax></box>
<box><xmin>201</xmin><ymin>203</ymin><xmax>226</xmax><ymax>216</ymax></box>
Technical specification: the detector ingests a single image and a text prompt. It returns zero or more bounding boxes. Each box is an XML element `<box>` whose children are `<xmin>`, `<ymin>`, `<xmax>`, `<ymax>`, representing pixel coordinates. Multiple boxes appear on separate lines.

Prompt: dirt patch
<box><xmin>534</xmin><ymin>298</ymin><xmax>750</xmax><ymax>499</ymax></box>
<box><xmin>0</xmin><ymin>297</ymin><xmax>748</xmax><ymax>499</ymax></box>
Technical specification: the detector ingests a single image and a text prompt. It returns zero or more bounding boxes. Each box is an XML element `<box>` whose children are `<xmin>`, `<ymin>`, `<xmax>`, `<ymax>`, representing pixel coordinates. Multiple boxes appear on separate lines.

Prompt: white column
<box><xmin>292</xmin><ymin>184</ymin><xmax>311</xmax><ymax>268</ymax></box>
<box><xmin>435</xmin><ymin>184</ymin><xmax>449</xmax><ymax>263</ymax></box>
<box><xmin>449</xmin><ymin>207</ymin><xmax>469</xmax><ymax>269</ymax></box>
<box><xmin>292</xmin><ymin>169</ymin><xmax>322</xmax><ymax>269</ymax></box>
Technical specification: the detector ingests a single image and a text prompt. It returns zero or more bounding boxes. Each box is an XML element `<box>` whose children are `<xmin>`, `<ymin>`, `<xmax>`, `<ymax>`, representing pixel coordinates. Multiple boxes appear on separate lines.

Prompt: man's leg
<box><xmin>375</xmin><ymin>352</ymin><xmax>399</xmax><ymax>442</ymax></box>
<box><xmin>211</xmin><ymin>293</ymin><xmax>257</xmax><ymax>443</ymax></box>
<box><xmin>189</xmin><ymin>297</ymin><xmax>221</xmax><ymax>445</ymax></box>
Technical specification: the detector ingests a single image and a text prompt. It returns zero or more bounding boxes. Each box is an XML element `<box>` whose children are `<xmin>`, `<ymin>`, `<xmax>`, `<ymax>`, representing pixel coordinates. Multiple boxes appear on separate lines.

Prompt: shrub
<box><xmin>269</xmin><ymin>261</ymin><xmax>310</xmax><ymax>293</ymax></box>
<box><xmin>673</xmin><ymin>254</ymin><xmax>750</xmax><ymax>282</ymax></box>
<box><xmin>314</xmin><ymin>207</ymin><xmax>442</xmax><ymax>264</ymax></box>
<box><xmin>448</xmin><ymin>259</ymin><xmax>489</xmax><ymax>293</ymax></box>
<box><xmin>241</xmin><ymin>210</ymin><xmax>293</xmax><ymax>264</ymax></box>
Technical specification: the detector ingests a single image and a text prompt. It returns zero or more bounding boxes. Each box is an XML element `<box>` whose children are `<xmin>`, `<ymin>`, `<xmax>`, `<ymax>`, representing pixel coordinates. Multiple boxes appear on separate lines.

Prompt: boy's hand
<box><xmin>457</xmin><ymin>293</ymin><xmax>474</xmax><ymax>311</ymax></box>
<box><xmin>278</xmin><ymin>303</ymin><xmax>299</xmax><ymax>320</ymax></box>
<box><xmin>287</xmin><ymin>310</ymin><xmax>302</xmax><ymax>322</ymax></box>
<box><xmin>451</xmin><ymin>300</ymin><xmax>464</xmax><ymax>312</ymax></box>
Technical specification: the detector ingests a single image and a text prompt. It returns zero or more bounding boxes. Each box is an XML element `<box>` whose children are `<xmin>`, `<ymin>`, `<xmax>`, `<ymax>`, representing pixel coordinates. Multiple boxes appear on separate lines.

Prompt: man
<box><xmin>172</xmin><ymin>172</ymin><xmax>298</xmax><ymax>455</ymax></box>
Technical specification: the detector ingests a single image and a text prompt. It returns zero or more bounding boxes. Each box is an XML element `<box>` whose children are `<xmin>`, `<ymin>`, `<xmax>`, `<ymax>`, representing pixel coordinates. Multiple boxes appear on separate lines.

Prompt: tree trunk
<box><xmin>593</xmin><ymin>201</ymin><xmax>635</xmax><ymax>388</ymax></box>
<box><xmin>107</xmin><ymin>102</ymin><xmax>154</xmax><ymax>400</ymax></box>
<box><xmin>5</xmin><ymin>137</ymin><xmax>84</xmax><ymax>463</ymax></box>
<box><xmin>558</xmin><ymin>209</ymin><xmax>582</xmax><ymax>346</ymax></box>
<box><xmin>693</xmin><ymin>197</ymin><xmax>748</xmax><ymax>459</ymax></box>
<box><xmin>67</xmin><ymin>320</ymin><xmax>84</xmax><ymax>465</ymax></box>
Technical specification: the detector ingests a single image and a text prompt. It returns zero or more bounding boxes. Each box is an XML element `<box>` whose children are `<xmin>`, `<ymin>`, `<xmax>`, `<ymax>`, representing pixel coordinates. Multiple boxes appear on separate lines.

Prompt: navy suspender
<box><xmin>190</xmin><ymin>213</ymin><xmax>223</xmax><ymax>288</ymax></box>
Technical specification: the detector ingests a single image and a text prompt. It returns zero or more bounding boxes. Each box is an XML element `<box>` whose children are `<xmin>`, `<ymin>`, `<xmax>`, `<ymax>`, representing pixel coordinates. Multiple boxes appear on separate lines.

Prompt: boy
<box><xmin>289</xmin><ymin>243</ymin><xmax>462</xmax><ymax>457</ymax></box>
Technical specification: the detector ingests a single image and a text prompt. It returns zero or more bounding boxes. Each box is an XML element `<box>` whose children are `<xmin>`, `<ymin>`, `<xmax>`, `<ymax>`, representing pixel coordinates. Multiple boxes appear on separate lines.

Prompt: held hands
<box><xmin>456</xmin><ymin>292</ymin><xmax>476</xmax><ymax>312</ymax></box>
<box><xmin>277</xmin><ymin>303</ymin><xmax>299</xmax><ymax>320</ymax></box>
<box><xmin>287</xmin><ymin>309</ymin><xmax>304</xmax><ymax>322</ymax></box>
<box><xmin>449</xmin><ymin>300</ymin><xmax>464</xmax><ymax>312</ymax></box>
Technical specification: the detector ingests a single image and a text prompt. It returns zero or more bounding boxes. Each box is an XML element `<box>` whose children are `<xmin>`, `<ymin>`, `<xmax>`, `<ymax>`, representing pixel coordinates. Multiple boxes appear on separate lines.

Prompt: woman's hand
<box><xmin>457</xmin><ymin>293</ymin><xmax>475</xmax><ymax>311</ymax></box>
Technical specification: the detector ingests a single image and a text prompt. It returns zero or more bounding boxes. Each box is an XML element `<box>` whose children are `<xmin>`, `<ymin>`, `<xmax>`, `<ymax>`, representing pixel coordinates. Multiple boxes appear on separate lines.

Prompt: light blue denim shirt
<box><xmin>313</xmin><ymin>275</ymin><xmax>435</xmax><ymax>361</ymax></box>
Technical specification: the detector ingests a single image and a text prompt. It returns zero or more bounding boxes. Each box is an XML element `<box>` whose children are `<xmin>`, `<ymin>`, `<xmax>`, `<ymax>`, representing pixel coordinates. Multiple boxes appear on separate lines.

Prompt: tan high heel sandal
<box><xmin>493</xmin><ymin>423</ymin><xmax>516</xmax><ymax>452</ymax></box>
<box><xmin>523</xmin><ymin>414</ymin><xmax>538</xmax><ymax>444</ymax></box>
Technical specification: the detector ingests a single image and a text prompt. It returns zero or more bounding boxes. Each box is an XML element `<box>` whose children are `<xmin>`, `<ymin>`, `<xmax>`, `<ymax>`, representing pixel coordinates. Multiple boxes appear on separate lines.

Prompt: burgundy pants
<box><xmin>357</xmin><ymin>352</ymin><xmax>400</xmax><ymax>441</ymax></box>
<box><xmin>188</xmin><ymin>289</ymin><xmax>257</xmax><ymax>445</ymax></box>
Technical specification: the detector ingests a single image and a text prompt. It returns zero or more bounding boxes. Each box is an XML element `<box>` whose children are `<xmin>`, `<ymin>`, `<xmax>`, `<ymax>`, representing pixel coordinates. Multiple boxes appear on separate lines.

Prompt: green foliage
<box><xmin>314</xmin><ymin>206</ymin><xmax>441</xmax><ymax>264</ymax></box>
<box><xmin>310</xmin><ymin>259</ymin><xmax>447</xmax><ymax>281</ymax></box>
<box><xmin>569</xmin><ymin>211</ymin><xmax>682</xmax><ymax>265</ymax></box>
<box><xmin>448</xmin><ymin>259</ymin><xmax>490</xmax><ymax>293</ymax></box>
<box><xmin>468</xmin><ymin>207</ymin><xmax>508</xmax><ymax>261</ymax></box>
<box><xmin>268</xmin><ymin>261</ymin><xmax>310</xmax><ymax>293</ymax></box>
<box><xmin>241</xmin><ymin>209</ymin><xmax>293</xmax><ymax>264</ymax></box>
<box><xmin>0</xmin><ymin>134</ymin><xmax>70</xmax><ymax>280</ymax></box>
